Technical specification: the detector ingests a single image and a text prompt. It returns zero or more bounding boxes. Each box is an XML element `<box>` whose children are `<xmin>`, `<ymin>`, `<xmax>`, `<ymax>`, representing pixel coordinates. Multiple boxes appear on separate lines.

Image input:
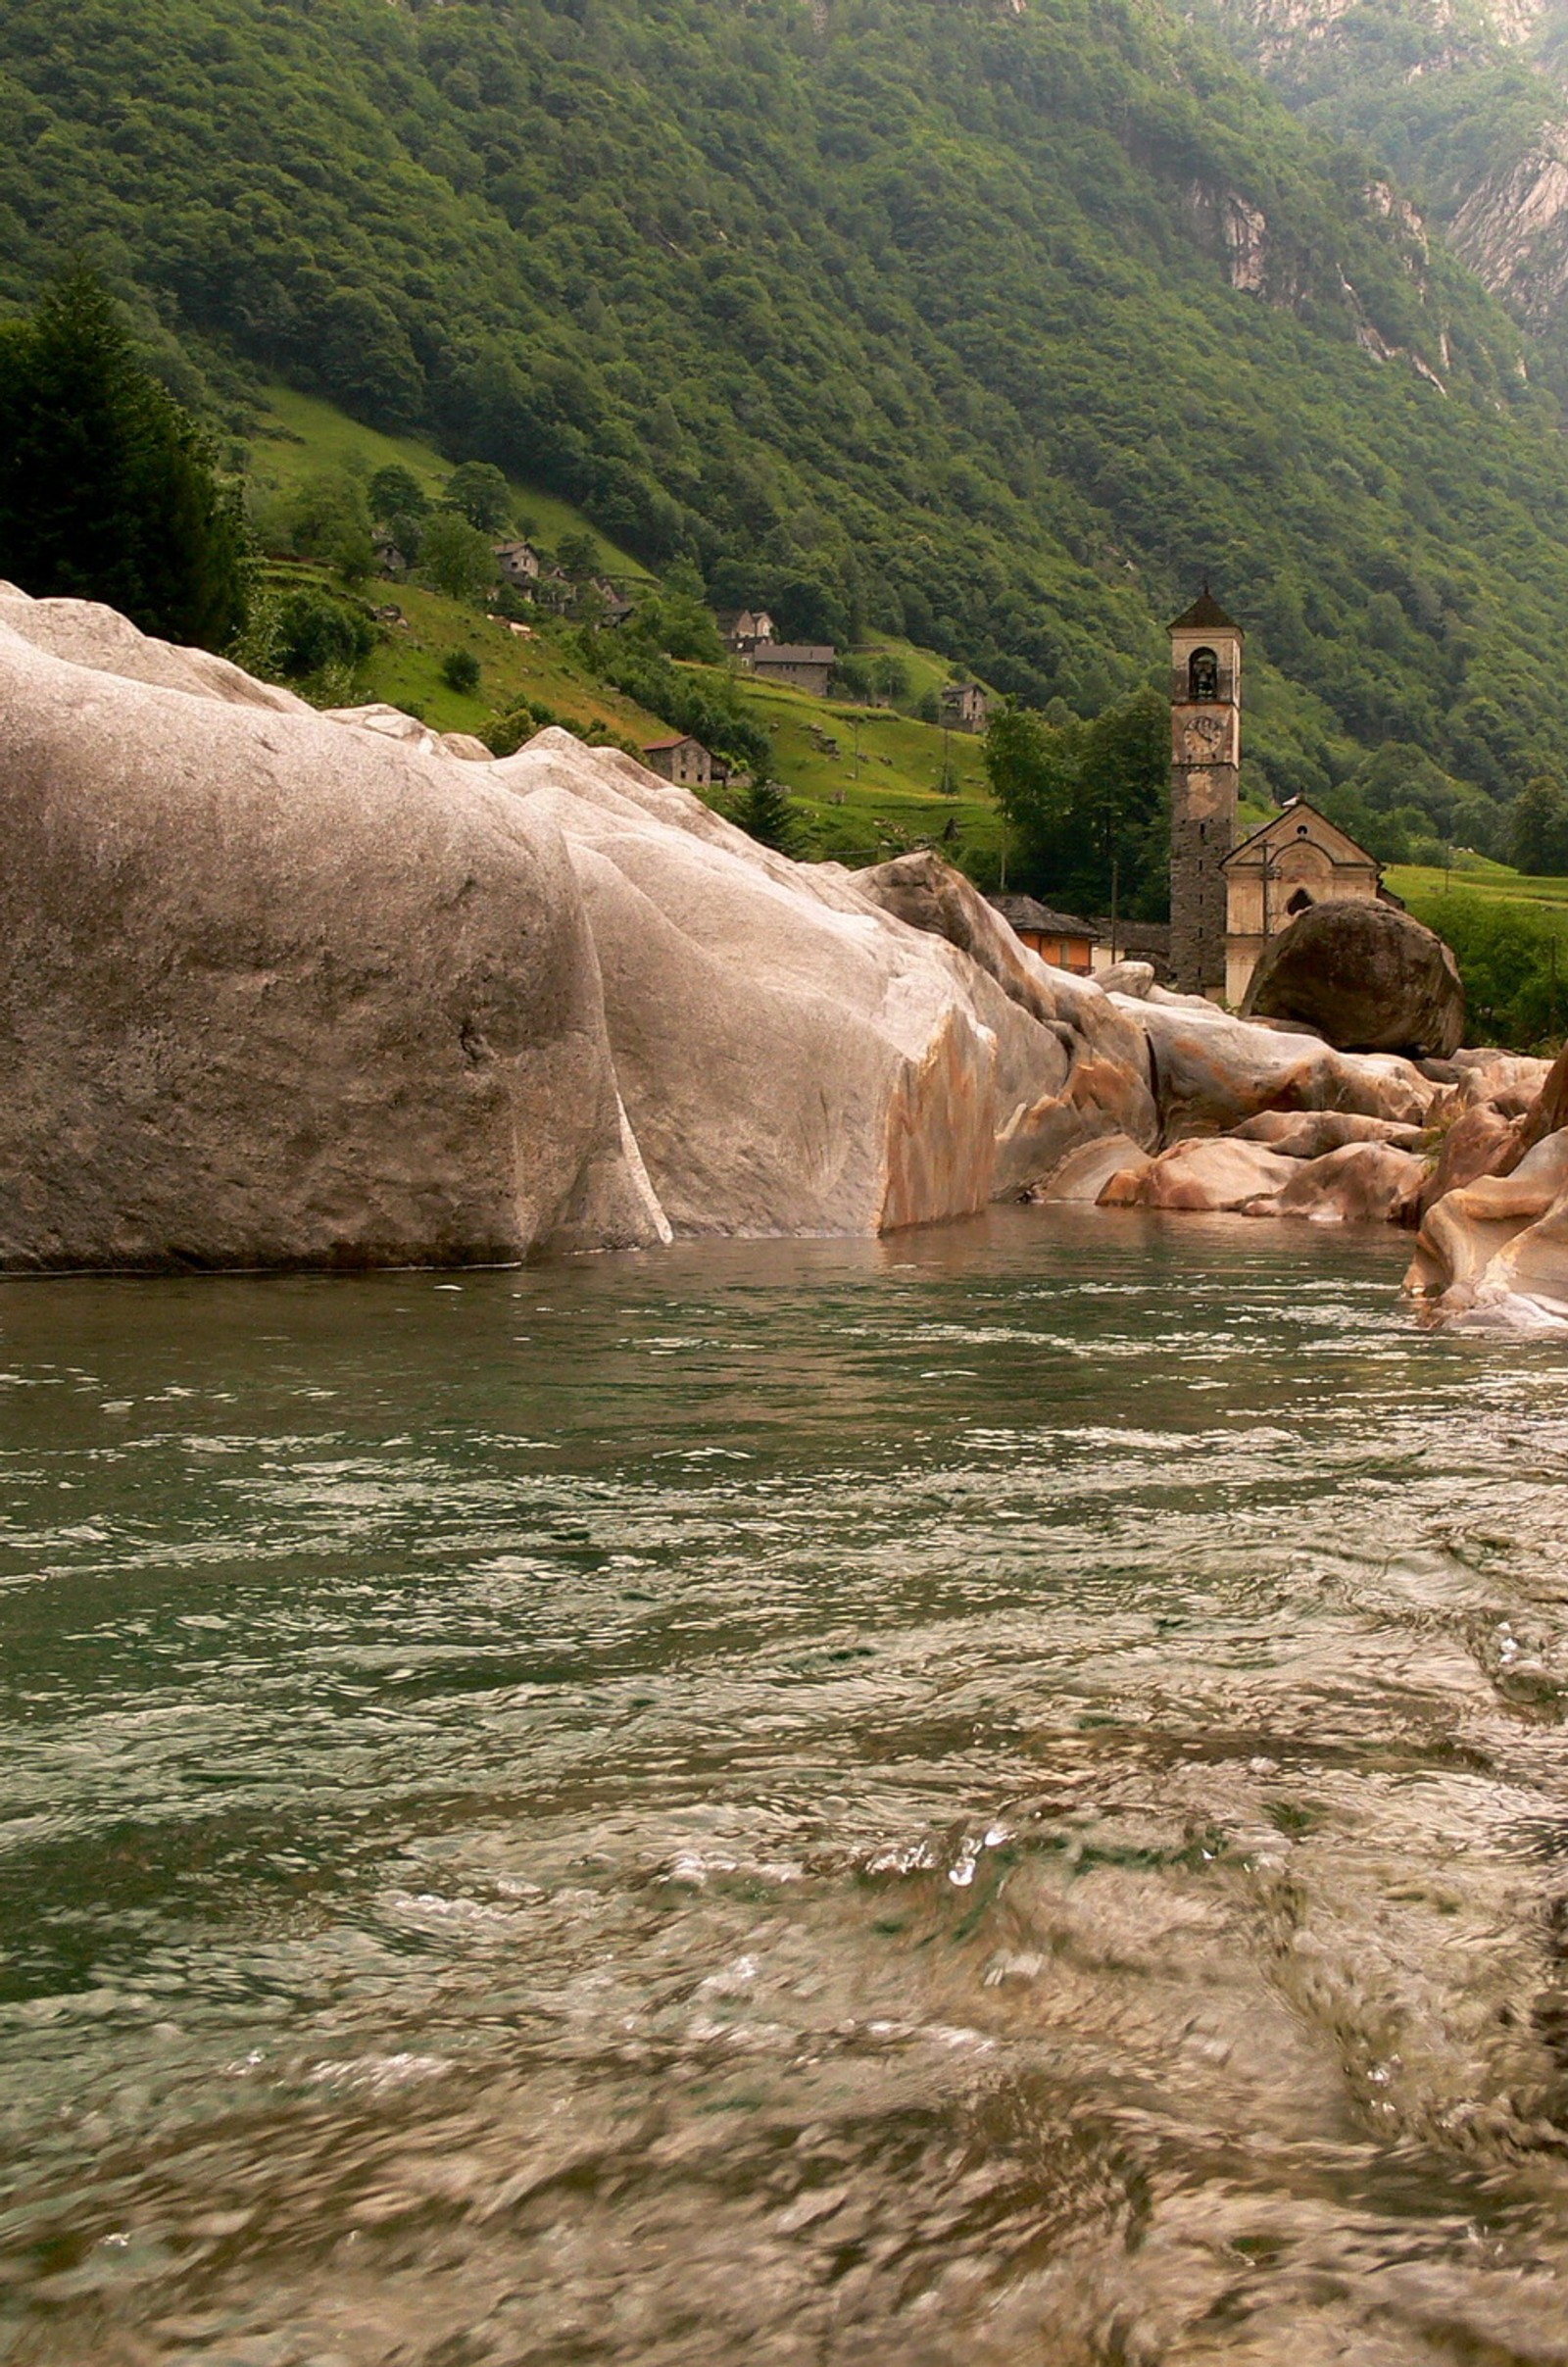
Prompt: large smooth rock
<box><xmin>497</xmin><ymin>751</ymin><xmax>1158</xmax><ymax>1234</ymax></box>
<box><xmin>1257</xmin><ymin>1141</ymin><xmax>1428</xmax><ymax>1224</ymax></box>
<box><xmin>1405</xmin><ymin>1127</ymin><xmax>1568</xmax><ymax>1322</ymax></box>
<box><xmin>0</xmin><ymin>603</ymin><xmax>662</xmax><ymax>1269</ymax></box>
<box><xmin>1113</xmin><ymin>1137</ymin><xmax>1298</xmax><ymax>1212</ymax></box>
<box><xmin>1037</xmin><ymin>1132</ymin><xmax>1152</xmax><ymax>1203</ymax></box>
<box><xmin>1242</xmin><ymin>899</ymin><xmax>1464</xmax><ymax>1059</ymax></box>
<box><xmin>1116</xmin><ymin>995</ymin><xmax>1440</xmax><ymax>1138</ymax></box>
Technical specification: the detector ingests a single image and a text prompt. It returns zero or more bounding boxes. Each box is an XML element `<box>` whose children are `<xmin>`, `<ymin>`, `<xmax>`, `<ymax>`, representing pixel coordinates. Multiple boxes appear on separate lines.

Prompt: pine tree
<box><xmin>0</xmin><ymin>267</ymin><xmax>248</xmax><ymax>648</ymax></box>
<box><xmin>732</xmin><ymin>776</ymin><xmax>804</xmax><ymax>855</ymax></box>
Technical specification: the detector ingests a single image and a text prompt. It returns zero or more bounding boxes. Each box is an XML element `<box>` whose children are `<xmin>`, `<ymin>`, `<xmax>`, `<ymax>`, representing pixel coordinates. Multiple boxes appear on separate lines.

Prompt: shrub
<box><xmin>270</xmin><ymin>584</ymin><xmax>374</xmax><ymax>678</ymax></box>
<box><xmin>440</xmin><ymin>647</ymin><xmax>481</xmax><ymax>694</ymax></box>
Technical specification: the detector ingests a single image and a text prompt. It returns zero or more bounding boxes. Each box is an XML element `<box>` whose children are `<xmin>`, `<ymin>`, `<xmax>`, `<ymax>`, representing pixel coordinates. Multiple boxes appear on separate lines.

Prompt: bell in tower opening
<box><xmin>1188</xmin><ymin>646</ymin><xmax>1219</xmax><ymax>702</ymax></box>
<box><xmin>1167</xmin><ymin>590</ymin><xmax>1243</xmax><ymax>996</ymax></box>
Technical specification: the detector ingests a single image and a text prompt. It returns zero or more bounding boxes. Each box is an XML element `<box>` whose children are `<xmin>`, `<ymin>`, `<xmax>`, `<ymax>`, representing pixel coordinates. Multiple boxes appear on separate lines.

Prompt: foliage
<box><xmin>730</xmin><ymin>777</ymin><xmax>806</xmax><ymax>857</ymax></box>
<box><xmin>443</xmin><ymin>460</ymin><xmax>511</xmax><ymax>533</ymax></box>
<box><xmin>620</xmin><ymin>586</ymin><xmax>726</xmax><ymax>666</ymax></box>
<box><xmin>1509</xmin><ymin>774</ymin><xmax>1568</xmax><ymax>875</ymax></box>
<box><xmin>984</xmin><ymin>689</ymin><xmax>1169</xmax><ymax>916</ymax></box>
<box><xmin>12</xmin><ymin>0</ymin><xmax>1568</xmax><ymax>811</ymax></box>
<box><xmin>280</xmin><ymin>468</ymin><xmax>373</xmax><ymax>580</ymax></box>
<box><xmin>1405</xmin><ymin>887</ymin><xmax>1568</xmax><ymax>1051</ymax></box>
<box><xmin>556</xmin><ymin>530</ymin><xmax>603</xmax><ymax>583</ymax></box>
<box><xmin>833</xmin><ymin>653</ymin><xmax>913</xmax><ymax>708</ymax></box>
<box><xmin>269</xmin><ymin>581</ymin><xmax>374</xmax><ymax>678</ymax></box>
<box><xmin>440</xmin><ymin>645</ymin><xmax>480</xmax><ymax>694</ymax></box>
<box><xmin>368</xmin><ymin>464</ymin><xmax>427</xmax><ymax>524</ymax></box>
<box><xmin>418</xmin><ymin>508</ymin><xmax>495</xmax><ymax>603</ymax></box>
<box><xmin>0</xmin><ymin>267</ymin><xmax>248</xmax><ymax>648</ymax></box>
<box><xmin>581</xmin><ymin>632</ymin><xmax>770</xmax><ymax>773</ymax></box>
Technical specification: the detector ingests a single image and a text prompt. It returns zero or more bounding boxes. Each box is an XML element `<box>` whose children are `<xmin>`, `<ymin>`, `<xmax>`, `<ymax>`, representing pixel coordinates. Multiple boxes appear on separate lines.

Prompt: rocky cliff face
<box><xmin>1197</xmin><ymin>0</ymin><xmax>1568</xmax><ymax>329</ymax></box>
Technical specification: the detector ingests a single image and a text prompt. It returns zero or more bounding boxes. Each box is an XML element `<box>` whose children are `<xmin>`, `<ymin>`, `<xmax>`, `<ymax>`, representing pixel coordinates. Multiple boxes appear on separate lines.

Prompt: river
<box><xmin>3</xmin><ymin>1207</ymin><xmax>1568</xmax><ymax>2365</ymax></box>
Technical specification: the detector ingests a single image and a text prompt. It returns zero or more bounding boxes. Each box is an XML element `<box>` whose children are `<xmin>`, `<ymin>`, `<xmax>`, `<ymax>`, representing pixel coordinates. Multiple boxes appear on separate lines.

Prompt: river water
<box><xmin>3</xmin><ymin>1208</ymin><xmax>1568</xmax><ymax>2366</ymax></box>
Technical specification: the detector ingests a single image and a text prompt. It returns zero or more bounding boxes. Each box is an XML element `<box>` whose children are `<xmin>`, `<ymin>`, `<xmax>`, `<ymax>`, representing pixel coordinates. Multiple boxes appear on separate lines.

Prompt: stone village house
<box><xmin>939</xmin><ymin>682</ymin><xmax>991</xmax><ymax>733</ymax></box>
<box><xmin>643</xmin><ymin>735</ymin><xmax>727</xmax><ymax>790</ymax></box>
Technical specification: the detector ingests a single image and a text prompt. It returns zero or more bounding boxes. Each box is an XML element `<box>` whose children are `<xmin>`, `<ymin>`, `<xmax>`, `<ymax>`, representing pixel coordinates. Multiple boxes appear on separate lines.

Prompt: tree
<box><xmin>368</xmin><ymin>465</ymin><xmax>428</xmax><ymax>525</ymax></box>
<box><xmin>419</xmin><ymin>509</ymin><xmax>497</xmax><ymax>603</ymax></box>
<box><xmin>731</xmin><ymin>777</ymin><xmax>804</xmax><ymax>855</ymax></box>
<box><xmin>442</xmin><ymin>461</ymin><xmax>512</xmax><ymax>533</ymax></box>
<box><xmin>0</xmin><ymin>266</ymin><xmax>248</xmax><ymax>648</ymax></box>
<box><xmin>270</xmin><ymin>584</ymin><xmax>374</xmax><ymax>679</ymax></box>
<box><xmin>557</xmin><ymin>528</ymin><xmax>602</xmax><ymax>581</ymax></box>
<box><xmin>288</xmin><ymin>469</ymin><xmax>373</xmax><ymax>582</ymax></box>
<box><xmin>1510</xmin><ymin>775</ymin><xmax>1568</xmax><ymax>876</ymax></box>
<box><xmin>982</xmin><ymin>688</ymin><xmax>1167</xmax><ymax>915</ymax></box>
<box><xmin>441</xmin><ymin>647</ymin><xmax>481</xmax><ymax>694</ymax></box>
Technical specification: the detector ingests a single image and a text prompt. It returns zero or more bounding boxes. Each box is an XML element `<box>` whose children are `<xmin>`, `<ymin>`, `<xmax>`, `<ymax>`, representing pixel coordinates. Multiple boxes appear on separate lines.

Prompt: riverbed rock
<box><xmin>1095</xmin><ymin>960</ymin><xmax>1155</xmax><ymax>999</ymax></box>
<box><xmin>1242</xmin><ymin>899</ymin><xmax>1465</xmax><ymax>1059</ymax></box>
<box><xmin>1252</xmin><ymin>1140</ymin><xmax>1428</xmax><ymax>1224</ymax></box>
<box><xmin>1115</xmin><ymin>994</ymin><xmax>1440</xmax><ymax>1139</ymax></box>
<box><xmin>1036</xmin><ymin>1132</ymin><xmax>1153</xmax><ymax>1203</ymax></box>
<box><xmin>1230</xmin><ymin>1109</ymin><xmax>1426</xmax><ymax>1159</ymax></box>
<box><xmin>1405</xmin><ymin>1127</ymin><xmax>1568</xmax><ymax>1323</ymax></box>
<box><xmin>0</xmin><ymin>606</ymin><xmax>665</xmax><ymax>1269</ymax></box>
<box><xmin>1114</xmin><ymin>1136</ymin><xmax>1298</xmax><ymax>1212</ymax></box>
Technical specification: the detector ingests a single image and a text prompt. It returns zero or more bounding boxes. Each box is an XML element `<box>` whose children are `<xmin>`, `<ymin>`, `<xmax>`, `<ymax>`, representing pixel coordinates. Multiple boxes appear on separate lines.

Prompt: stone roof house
<box><xmin>745</xmin><ymin>643</ymin><xmax>836</xmax><ymax>697</ymax></box>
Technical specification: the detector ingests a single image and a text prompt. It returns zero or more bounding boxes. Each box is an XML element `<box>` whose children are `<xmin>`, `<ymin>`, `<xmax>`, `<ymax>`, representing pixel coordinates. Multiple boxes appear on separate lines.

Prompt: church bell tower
<box><xmin>1168</xmin><ymin>588</ymin><xmax>1243</xmax><ymax>997</ymax></box>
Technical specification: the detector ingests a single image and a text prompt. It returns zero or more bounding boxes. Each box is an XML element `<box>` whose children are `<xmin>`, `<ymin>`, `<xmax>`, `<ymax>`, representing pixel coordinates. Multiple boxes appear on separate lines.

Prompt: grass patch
<box><xmin>247</xmin><ymin>385</ymin><xmax>656</xmax><ymax>583</ymax></box>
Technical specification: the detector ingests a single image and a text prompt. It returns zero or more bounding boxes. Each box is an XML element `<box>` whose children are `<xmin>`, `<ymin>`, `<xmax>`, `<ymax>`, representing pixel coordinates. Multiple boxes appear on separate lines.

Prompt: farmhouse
<box><xmin>988</xmin><ymin>895</ymin><xmax>1100</xmax><ymax>975</ymax></box>
<box><xmin>643</xmin><ymin>735</ymin><xmax>721</xmax><ymax>790</ymax></box>
<box><xmin>939</xmin><ymin>682</ymin><xmax>991</xmax><ymax>733</ymax></box>
<box><xmin>746</xmin><ymin>642</ymin><xmax>836</xmax><ymax>697</ymax></box>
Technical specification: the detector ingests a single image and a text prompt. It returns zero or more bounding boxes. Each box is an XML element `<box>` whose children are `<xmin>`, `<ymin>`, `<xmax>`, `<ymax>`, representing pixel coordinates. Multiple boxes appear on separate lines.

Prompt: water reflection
<box><xmin>2</xmin><ymin>1208</ymin><xmax>1568</xmax><ymax>2363</ymax></box>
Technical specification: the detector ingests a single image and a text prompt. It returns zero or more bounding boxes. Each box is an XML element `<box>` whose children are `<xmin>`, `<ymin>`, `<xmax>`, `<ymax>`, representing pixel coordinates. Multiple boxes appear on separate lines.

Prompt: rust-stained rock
<box><xmin>1231</xmin><ymin>1109</ymin><xmax>1426</xmax><ymax>1159</ymax></box>
<box><xmin>1261</xmin><ymin>1141</ymin><xmax>1428</xmax><ymax>1225</ymax></box>
<box><xmin>1037</xmin><ymin>1132</ymin><xmax>1153</xmax><ymax>1203</ymax></box>
<box><xmin>1130</xmin><ymin>1137</ymin><xmax>1298</xmax><ymax>1212</ymax></box>
<box><xmin>1117</xmin><ymin>995</ymin><xmax>1440</xmax><ymax>1138</ymax></box>
<box><xmin>1405</xmin><ymin>1128</ymin><xmax>1568</xmax><ymax>1321</ymax></box>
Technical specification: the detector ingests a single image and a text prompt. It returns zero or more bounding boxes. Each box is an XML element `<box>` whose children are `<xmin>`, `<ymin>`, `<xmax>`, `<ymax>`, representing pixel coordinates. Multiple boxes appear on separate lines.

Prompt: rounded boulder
<box><xmin>1242</xmin><ymin>899</ymin><xmax>1464</xmax><ymax>1060</ymax></box>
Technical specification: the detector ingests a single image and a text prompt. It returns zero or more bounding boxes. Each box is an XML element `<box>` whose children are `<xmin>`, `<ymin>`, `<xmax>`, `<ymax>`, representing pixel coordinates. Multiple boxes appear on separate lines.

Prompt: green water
<box><xmin>3</xmin><ymin>1207</ymin><xmax>1568</xmax><ymax>2366</ymax></box>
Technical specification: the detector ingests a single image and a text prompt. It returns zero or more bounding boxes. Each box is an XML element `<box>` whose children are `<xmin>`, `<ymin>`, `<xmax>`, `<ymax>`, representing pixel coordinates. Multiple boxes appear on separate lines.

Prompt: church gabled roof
<box><xmin>1219</xmin><ymin>797</ymin><xmax>1380</xmax><ymax>873</ymax></box>
<box><xmin>1168</xmin><ymin>587</ymin><xmax>1243</xmax><ymax>635</ymax></box>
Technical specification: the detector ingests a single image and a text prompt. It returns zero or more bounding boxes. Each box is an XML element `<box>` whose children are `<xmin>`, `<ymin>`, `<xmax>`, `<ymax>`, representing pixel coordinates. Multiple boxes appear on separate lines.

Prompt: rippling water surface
<box><xmin>5</xmin><ymin>1208</ymin><xmax>1568</xmax><ymax>2365</ymax></box>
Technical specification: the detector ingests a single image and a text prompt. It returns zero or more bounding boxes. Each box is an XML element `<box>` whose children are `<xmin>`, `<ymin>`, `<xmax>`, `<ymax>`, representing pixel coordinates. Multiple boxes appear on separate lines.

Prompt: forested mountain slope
<box><xmin>8</xmin><ymin>0</ymin><xmax>1568</xmax><ymax>818</ymax></box>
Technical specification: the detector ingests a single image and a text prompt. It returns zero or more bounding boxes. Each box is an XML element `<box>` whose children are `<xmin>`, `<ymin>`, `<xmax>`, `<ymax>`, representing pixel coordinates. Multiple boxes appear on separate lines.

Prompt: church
<box><xmin>1166</xmin><ymin>590</ymin><xmax>1385</xmax><ymax>1006</ymax></box>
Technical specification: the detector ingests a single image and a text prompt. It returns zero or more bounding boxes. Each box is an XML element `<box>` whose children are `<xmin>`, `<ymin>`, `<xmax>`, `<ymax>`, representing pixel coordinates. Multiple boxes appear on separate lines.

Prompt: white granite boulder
<box><xmin>0</xmin><ymin>600</ymin><xmax>662</xmax><ymax>1269</ymax></box>
<box><xmin>493</xmin><ymin>750</ymin><xmax>1158</xmax><ymax>1234</ymax></box>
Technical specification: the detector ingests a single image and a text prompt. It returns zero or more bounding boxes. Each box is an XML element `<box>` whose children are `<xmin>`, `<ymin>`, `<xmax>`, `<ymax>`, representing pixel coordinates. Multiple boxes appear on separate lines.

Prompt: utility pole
<box><xmin>1109</xmin><ymin>855</ymin><xmax>1119</xmax><ymax>965</ymax></box>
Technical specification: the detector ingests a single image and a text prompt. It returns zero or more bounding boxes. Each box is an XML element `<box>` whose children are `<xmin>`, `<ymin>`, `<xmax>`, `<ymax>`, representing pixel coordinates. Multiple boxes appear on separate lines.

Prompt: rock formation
<box><xmin>0</xmin><ymin>594</ymin><xmax>663</xmax><ymax>1270</ymax></box>
<box><xmin>1243</xmin><ymin>898</ymin><xmax>1465</xmax><ymax>1059</ymax></box>
<box><xmin>0</xmin><ymin>590</ymin><xmax>1162</xmax><ymax>1267</ymax></box>
<box><xmin>1404</xmin><ymin>1042</ymin><xmax>1568</xmax><ymax>1326</ymax></box>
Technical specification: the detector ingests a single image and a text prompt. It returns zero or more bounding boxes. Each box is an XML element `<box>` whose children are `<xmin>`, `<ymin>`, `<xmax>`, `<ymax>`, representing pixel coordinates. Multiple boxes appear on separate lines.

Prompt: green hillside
<box><xmin>249</xmin><ymin>385</ymin><xmax>655</xmax><ymax>585</ymax></box>
<box><xmin>11</xmin><ymin>0</ymin><xmax>1568</xmax><ymax>836</ymax></box>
